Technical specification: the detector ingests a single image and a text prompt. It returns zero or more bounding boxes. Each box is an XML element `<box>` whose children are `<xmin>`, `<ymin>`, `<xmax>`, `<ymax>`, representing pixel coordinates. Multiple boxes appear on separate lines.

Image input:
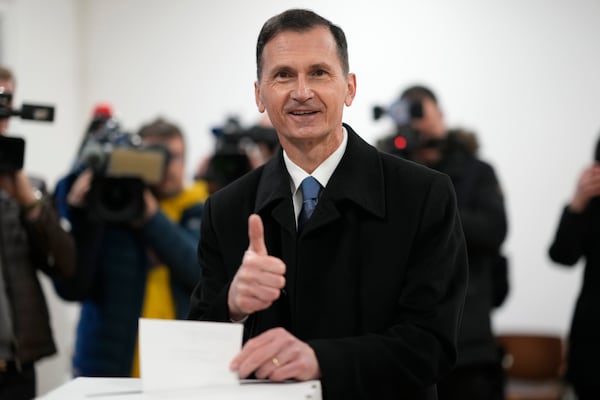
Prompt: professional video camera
<box><xmin>199</xmin><ymin>116</ymin><xmax>278</xmax><ymax>191</ymax></box>
<box><xmin>373</xmin><ymin>97</ymin><xmax>442</xmax><ymax>160</ymax></box>
<box><xmin>0</xmin><ymin>89</ymin><xmax>55</xmax><ymax>172</ymax></box>
<box><xmin>76</xmin><ymin>105</ymin><xmax>169</xmax><ymax>223</ymax></box>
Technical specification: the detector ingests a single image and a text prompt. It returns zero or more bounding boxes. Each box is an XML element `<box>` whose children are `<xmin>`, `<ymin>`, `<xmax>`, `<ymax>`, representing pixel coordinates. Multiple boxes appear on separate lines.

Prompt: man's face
<box><xmin>0</xmin><ymin>78</ymin><xmax>15</xmax><ymax>136</ymax></box>
<box><xmin>254</xmin><ymin>26</ymin><xmax>356</xmax><ymax>151</ymax></box>
<box><xmin>143</xmin><ymin>135</ymin><xmax>185</xmax><ymax>199</ymax></box>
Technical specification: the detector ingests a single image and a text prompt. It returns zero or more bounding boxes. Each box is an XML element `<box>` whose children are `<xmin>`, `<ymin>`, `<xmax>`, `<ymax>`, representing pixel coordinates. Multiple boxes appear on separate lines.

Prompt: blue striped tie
<box><xmin>298</xmin><ymin>176</ymin><xmax>321</xmax><ymax>232</ymax></box>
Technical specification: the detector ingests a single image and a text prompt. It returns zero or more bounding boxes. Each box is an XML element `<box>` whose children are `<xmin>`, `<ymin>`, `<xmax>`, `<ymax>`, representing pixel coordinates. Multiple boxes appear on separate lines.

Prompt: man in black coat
<box><xmin>385</xmin><ymin>85</ymin><xmax>508</xmax><ymax>400</ymax></box>
<box><xmin>188</xmin><ymin>9</ymin><xmax>468</xmax><ymax>399</ymax></box>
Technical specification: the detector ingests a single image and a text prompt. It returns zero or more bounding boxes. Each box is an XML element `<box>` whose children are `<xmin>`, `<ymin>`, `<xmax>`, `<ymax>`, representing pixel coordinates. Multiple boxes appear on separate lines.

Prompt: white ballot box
<box><xmin>38</xmin><ymin>377</ymin><xmax>322</xmax><ymax>400</ymax></box>
<box><xmin>38</xmin><ymin>319</ymin><xmax>322</xmax><ymax>399</ymax></box>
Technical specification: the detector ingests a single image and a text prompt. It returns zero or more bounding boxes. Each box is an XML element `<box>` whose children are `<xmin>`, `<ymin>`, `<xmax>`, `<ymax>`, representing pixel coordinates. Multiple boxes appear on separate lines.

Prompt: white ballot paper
<box><xmin>138</xmin><ymin>318</ymin><xmax>243</xmax><ymax>393</ymax></box>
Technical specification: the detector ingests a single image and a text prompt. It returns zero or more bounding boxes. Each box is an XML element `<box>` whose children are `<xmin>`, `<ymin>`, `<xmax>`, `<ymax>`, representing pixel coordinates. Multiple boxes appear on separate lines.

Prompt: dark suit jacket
<box><xmin>189</xmin><ymin>125</ymin><xmax>468</xmax><ymax>399</ymax></box>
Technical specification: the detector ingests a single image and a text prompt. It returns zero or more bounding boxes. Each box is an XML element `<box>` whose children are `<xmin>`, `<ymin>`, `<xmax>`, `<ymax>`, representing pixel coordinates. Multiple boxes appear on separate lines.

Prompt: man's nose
<box><xmin>292</xmin><ymin>76</ymin><xmax>313</xmax><ymax>102</ymax></box>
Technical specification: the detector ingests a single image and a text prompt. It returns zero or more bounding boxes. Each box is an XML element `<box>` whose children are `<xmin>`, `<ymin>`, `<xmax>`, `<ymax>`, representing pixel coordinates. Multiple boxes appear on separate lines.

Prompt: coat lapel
<box><xmin>254</xmin><ymin>150</ymin><xmax>297</xmax><ymax>235</ymax></box>
<box><xmin>252</xmin><ymin>124</ymin><xmax>387</xmax><ymax>235</ymax></box>
<box><xmin>308</xmin><ymin>125</ymin><xmax>386</xmax><ymax>233</ymax></box>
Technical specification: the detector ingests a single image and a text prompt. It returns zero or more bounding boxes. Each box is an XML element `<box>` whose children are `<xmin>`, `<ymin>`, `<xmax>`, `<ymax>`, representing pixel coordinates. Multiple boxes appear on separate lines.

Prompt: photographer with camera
<box><xmin>196</xmin><ymin>114</ymin><xmax>279</xmax><ymax>195</ymax></box>
<box><xmin>53</xmin><ymin>117</ymin><xmax>206</xmax><ymax>377</ymax></box>
<box><xmin>0</xmin><ymin>65</ymin><xmax>75</xmax><ymax>399</ymax></box>
<box><xmin>377</xmin><ymin>85</ymin><xmax>509</xmax><ymax>400</ymax></box>
<box><xmin>548</xmin><ymin>134</ymin><xmax>600</xmax><ymax>400</ymax></box>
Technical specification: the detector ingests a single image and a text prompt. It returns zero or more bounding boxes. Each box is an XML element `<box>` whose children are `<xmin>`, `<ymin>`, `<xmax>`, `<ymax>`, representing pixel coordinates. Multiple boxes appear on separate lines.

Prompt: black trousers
<box><xmin>437</xmin><ymin>363</ymin><xmax>505</xmax><ymax>400</ymax></box>
<box><xmin>573</xmin><ymin>383</ymin><xmax>600</xmax><ymax>400</ymax></box>
<box><xmin>0</xmin><ymin>362</ymin><xmax>36</xmax><ymax>400</ymax></box>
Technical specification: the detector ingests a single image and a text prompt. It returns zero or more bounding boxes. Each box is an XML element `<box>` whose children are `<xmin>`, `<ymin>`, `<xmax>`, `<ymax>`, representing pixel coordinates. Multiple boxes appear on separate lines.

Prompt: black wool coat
<box><xmin>549</xmin><ymin>200</ymin><xmax>600</xmax><ymax>387</ymax></box>
<box><xmin>433</xmin><ymin>132</ymin><xmax>508</xmax><ymax>367</ymax></box>
<box><xmin>189</xmin><ymin>125</ymin><xmax>469</xmax><ymax>400</ymax></box>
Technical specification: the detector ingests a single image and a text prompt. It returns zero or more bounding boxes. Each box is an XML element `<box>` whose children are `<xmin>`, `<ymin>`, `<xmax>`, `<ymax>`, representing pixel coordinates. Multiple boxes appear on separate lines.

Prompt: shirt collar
<box><xmin>283</xmin><ymin>126</ymin><xmax>348</xmax><ymax>194</ymax></box>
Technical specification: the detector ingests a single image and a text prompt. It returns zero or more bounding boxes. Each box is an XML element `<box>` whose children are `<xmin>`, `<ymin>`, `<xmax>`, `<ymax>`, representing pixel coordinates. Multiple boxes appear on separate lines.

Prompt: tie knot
<box><xmin>300</xmin><ymin>176</ymin><xmax>321</xmax><ymax>201</ymax></box>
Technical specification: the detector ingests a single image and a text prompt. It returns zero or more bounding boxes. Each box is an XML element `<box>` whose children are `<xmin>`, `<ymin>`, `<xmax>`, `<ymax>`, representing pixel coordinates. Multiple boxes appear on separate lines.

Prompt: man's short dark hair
<box><xmin>400</xmin><ymin>85</ymin><xmax>438</xmax><ymax>105</ymax></box>
<box><xmin>138</xmin><ymin>117</ymin><xmax>184</xmax><ymax>144</ymax></box>
<box><xmin>256</xmin><ymin>9</ymin><xmax>349</xmax><ymax>80</ymax></box>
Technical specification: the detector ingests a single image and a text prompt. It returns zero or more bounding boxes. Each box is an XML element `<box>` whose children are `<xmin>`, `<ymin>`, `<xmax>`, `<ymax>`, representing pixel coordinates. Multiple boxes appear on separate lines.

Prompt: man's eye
<box><xmin>276</xmin><ymin>71</ymin><xmax>291</xmax><ymax>79</ymax></box>
<box><xmin>313</xmin><ymin>70</ymin><xmax>327</xmax><ymax>77</ymax></box>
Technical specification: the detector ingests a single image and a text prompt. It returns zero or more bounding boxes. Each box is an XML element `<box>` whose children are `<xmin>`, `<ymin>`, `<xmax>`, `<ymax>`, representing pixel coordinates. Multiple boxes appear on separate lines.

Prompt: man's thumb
<box><xmin>247</xmin><ymin>214</ymin><xmax>267</xmax><ymax>255</ymax></box>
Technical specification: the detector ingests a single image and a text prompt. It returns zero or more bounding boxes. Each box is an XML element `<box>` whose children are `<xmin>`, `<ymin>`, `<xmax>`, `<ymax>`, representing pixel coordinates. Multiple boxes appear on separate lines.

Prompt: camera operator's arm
<box><xmin>0</xmin><ymin>170</ymin><xmax>75</xmax><ymax>278</ymax></box>
<box><xmin>140</xmin><ymin>189</ymin><xmax>203</xmax><ymax>289</ymax></box>
<box><xmin>52</xmin><ymin>169</ymin><xmax>106</xmax><ymax>300</ymax></box>
<box><xmin>549</xmin><ymin>164</ymin><xmax>600</xmax><ymax>266</ymax></box>
<box><xmin>0</xmin><ymin>170</ymin><xmax>43</xmax><ymax>218</ymax></box>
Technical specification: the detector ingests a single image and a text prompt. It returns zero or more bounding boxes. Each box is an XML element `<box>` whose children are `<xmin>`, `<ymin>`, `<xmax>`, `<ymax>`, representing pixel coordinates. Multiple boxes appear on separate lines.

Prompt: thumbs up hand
<box><xmin>228</xmin><ymin>214</ymin><xmax>286</xmax><ymax>321</ymax></box>
<box><xmin>247</xmin><ymin>213</ymin><xmax>269</xmax><ymax>256</ymax></box>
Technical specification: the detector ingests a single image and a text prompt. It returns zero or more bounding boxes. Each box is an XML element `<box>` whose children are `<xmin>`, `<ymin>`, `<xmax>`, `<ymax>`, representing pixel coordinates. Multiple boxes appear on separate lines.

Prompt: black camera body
<box><xmin>375</xmin><ymin>125</ymin><xmax>423</xmax><ymax>160</ymax></box>
<box><xmin>200</xmin><ymin>117</ymin><xmax>278</xmax><ymax>190</ymax></box>
<box><xmin>0</xmin><ymin>92</ymin><xmax>55</xmax><ymax>172</ymax></box>
<box><xmin>0</xmin><ymin>136</ymin><xmax>25</xmax><ymax>172</ymax></box>
<box><xmin>0</xmin><ymin>91</ymin><xmax>55</xmax><ymax>122</ymax></box>
<box><xmin>373</xmin><ymin>98</ymin><xmax>443</xmax><ymax>160</ymax></box>
<box><xmin>78</xmin><ymin>120</ymin><xmax>168</xmax><ymax>223</ymax></box>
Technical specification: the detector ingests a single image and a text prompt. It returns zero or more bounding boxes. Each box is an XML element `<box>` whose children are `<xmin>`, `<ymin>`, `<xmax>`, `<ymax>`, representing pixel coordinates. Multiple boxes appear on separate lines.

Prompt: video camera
<box><xmin>199</xmin><ymin>116</ymin><xmax>278</xmax><ymax>191</ymax></box>
<box><xmin>76</xmin><ymin>108</ymin><xmax>169</xmax><ymax>223</ymax></box>
<box><xmin>0</xmin><ymin>90</ymin><xmax>55</xmax><ymax>172</ymax></box>
<box><xmin>373</xmin><ymin>97</ymin><xmax>442</xmax><ymax>160</ymax></box>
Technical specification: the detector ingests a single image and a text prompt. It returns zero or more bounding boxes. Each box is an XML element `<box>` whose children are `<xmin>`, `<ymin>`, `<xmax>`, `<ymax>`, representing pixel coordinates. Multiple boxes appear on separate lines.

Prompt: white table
<box><xmin>38</xmin><ymin>377</ymin><xmax>322</xmax><ymax>400</ymax></box>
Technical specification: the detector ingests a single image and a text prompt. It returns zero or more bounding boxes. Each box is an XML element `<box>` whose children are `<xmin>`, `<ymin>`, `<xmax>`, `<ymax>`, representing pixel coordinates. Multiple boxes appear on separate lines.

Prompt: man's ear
<box><xmin>344</xmin><ymin>73</ymin><xmax>357</xmax><ymax>107</ymax></box>
<box><xmin>255</xmin><ymin>81</ymin><xmax>265</xmax><ymax>113</ymax></box>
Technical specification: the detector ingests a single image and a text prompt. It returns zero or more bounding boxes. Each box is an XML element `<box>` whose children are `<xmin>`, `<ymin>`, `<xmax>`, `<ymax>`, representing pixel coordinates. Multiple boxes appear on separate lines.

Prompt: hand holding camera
<box><xmin>0</xmin><ymin>168</ymin><xmax>41</xmax><ymax>212</ymax></box>
<box><xmin>0</xmin><ymin>87</ymin><xmax>53</xmax><ymax>220</ymax></box>
<box><xmin>66</xmin><ymin>169</ymin><xmax>93</xmax><ymax>208</ymax></box>
<box><xmin>570</xmin><ymin>163</ymin><xmax>600</xmax><ymax>213</ymax></box>
<box><xmin>73</xmin><ymin>109</ymin><xmax>169</xmax><ymax>224</ymax></box>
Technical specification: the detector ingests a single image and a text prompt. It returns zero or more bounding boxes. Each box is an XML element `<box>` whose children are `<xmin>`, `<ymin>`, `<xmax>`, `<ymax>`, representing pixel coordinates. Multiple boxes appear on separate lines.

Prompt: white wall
<box><xmin>1</xmin><ymin>0</ymin><xmax>599</xmax><ymax>396</ymax></box>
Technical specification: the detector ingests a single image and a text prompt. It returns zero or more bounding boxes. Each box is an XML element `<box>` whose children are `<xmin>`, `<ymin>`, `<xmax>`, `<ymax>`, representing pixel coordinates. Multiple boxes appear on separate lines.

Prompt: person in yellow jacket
<box><xmin>54</xmin><ymin>117</ymin><xmax>207</xmax><ymax>377</ymax></box>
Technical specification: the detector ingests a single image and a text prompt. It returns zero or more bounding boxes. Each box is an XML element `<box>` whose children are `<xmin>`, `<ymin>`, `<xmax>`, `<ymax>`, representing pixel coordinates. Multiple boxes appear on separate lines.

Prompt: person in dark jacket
<box><xmin>386</xmin><ymin>85</ymin><xmax>508</xmax><ymax>400</ymax></box>
<box><xmin>548</xmin><ymin>135</ymin><xmax>600</xmax><ymax>400</ymax></box>
<box><xmin>0</xmin><ymin>65</ymin><xmax>76</xmax><ymax>399</ymax></box>
<box><xmin>53</xmin><ymin>117</ymin><xmax>206</xmax><ymax>377</ymax></box>
<box><xmin>188</xmin><ymin>9</ymin><xmax>468</xmax><ymax>400</ymax></box>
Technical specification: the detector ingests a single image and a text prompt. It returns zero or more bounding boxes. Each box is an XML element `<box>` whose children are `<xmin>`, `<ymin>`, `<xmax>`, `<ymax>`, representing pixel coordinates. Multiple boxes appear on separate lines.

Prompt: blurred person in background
<box><xmin>52</xmin><ymin>117</ymin><xmax>206</xmax><ymax>377</ymax></box>
<box><xmin>0</xmin><ymin>65</ymin><xmax>75</xmax><ymax>399</ymax></box>
<box><xmin>378</xmin><ymin>85</ymin><xmax>508</xmax><ymax>400</ymax></box>
<box><xmin>195</xmin><ymin>113</ymin><xmax>279</xmax><ymax>194</ymax></box>
<box><xmin>548</xmin><ymin>134</ymin><xmax>600</xmax><ymax>400</ymax></box>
